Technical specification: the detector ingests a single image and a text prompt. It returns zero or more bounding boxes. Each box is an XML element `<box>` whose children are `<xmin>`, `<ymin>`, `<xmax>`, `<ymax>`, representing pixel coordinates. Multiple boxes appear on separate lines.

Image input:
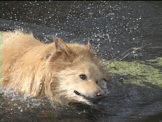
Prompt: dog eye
<box><xmin>79</xmin><ymin>74</ymin><xmax>87</xmax><ymax>80</ymax></box>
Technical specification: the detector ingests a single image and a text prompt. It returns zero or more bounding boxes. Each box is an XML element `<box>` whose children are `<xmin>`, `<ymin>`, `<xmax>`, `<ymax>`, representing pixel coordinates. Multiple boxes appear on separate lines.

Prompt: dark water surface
<box><xmin>1</xmin><ymin>1</ymin><xmax>162</xmax><ymax>122</ymax></box>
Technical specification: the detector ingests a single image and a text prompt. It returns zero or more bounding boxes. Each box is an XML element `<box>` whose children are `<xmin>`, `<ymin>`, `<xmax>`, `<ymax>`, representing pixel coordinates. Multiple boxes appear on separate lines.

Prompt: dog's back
<box><xmin>1</xmin><ymin>31</ymin><xmax>48</xmax><ymax>94</ymax></box>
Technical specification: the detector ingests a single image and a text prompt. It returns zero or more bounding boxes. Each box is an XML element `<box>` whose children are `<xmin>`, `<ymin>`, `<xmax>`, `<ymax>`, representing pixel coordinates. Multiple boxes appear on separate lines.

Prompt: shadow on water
<box><xmin>1</xmin><ymin>1</ymin><xmax>162</xmax><ymax>122</ymax></box>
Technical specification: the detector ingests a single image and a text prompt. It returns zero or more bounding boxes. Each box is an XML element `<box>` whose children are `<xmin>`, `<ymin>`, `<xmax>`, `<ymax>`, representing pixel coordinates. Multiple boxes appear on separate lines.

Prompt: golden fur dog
<box><xmin>1</xmin><ymin>30</ymin><xmax>110</xmax><ymax>106</ymax></box>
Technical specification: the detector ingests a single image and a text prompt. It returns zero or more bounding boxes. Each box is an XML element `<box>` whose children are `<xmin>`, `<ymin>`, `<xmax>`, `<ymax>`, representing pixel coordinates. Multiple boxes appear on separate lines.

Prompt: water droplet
<box><xmin>20</xmin><ymin>109</ymin><xmax>23</xmax><ymax>112</ymax></box>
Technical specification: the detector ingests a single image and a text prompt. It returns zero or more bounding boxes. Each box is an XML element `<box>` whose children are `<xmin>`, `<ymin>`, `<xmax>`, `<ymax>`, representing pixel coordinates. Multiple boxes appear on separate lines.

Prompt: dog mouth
<box><xmin>73</xmin><ymin>90</ymin><xmax>102</xmax><ymax>105</ymax></box>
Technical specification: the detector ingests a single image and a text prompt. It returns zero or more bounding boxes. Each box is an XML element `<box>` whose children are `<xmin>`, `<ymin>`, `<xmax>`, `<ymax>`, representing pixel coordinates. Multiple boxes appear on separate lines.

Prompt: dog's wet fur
<box><xmin>1</xmin><ymin>30</ymin><xmax>110</xmax><ymax>106</ymax></box>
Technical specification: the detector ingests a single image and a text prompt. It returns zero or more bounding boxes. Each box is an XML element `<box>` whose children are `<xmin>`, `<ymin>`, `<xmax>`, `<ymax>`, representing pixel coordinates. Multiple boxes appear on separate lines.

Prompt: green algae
<box><xmin>146</xmin><ymin>57</ymin><xmax>162</xmax><ymax>67</ymax></box>
<box><xmin>106</xmin><ymin>57</ymin><xmax>162</xmax><ymax>87</ymax></box>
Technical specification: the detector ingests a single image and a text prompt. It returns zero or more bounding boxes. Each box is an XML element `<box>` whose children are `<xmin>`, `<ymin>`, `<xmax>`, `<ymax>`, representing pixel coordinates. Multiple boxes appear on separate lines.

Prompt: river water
<box><xmin>1</xmin><ymin>1</ymin><xmax>162</xmax><ymax>122</ymax></box>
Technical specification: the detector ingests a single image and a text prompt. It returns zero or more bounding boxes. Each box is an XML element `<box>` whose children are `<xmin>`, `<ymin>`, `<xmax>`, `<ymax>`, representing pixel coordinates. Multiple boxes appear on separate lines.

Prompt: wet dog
<box><xmin>1</xmin><ymin>30</ymin><xmax>110</xmax><ymax>106</ymax></box>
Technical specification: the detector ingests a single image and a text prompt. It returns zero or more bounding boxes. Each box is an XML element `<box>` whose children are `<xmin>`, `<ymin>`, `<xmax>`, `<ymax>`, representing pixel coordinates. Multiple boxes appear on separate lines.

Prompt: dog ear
<box><xmin>55</xmin><ymin>38</ymin><xmax>71</xmax><ymax>55</ymax></box>
<box><xmin>88</xmin><ymin>41</ymin><xmax>93</xmax><ymax>52</ymax></box>
<box><xmin>103</xmin><ymin>74</ymin><xmax>112</xmax><ymax>82</ymax></box>
<box><xmin>49</xmin><ymin>38</ymin><xmax>72</xmax><ymax>62</ymax></box>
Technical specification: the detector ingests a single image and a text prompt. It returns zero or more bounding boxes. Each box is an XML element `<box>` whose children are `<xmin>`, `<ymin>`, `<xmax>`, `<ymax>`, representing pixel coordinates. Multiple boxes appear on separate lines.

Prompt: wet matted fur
<box><xmin>1</xmin><ymin>31</ymin><xmax>110</xmax><ymax>106</ymax></box>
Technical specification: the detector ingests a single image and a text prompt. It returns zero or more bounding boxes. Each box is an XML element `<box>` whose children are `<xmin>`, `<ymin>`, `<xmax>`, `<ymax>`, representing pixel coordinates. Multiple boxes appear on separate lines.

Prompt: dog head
<box><xmin>45</xmin><ymin>38</ymin><xmax>111</xmax><ymax>106</ymax></box>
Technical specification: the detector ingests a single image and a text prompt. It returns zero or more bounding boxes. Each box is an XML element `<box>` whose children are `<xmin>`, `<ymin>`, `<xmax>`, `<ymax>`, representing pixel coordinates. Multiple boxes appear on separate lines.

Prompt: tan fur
<box><xmin>1</xmin><ymin>30</ymin><xmax>110</xmax><ymax>106</ymax></box>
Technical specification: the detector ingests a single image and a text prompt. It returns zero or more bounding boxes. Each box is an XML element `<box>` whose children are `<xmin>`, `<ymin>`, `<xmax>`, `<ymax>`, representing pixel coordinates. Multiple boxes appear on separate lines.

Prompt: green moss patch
<box><xmin>146</xmin><ymin>57</ymin><xmax>162</xmax><ymax>67</ymax></box>
<box><xmin>105</xmin><ymin>57</ymin><xmax>162</xmax><ymax>87</ymax></box>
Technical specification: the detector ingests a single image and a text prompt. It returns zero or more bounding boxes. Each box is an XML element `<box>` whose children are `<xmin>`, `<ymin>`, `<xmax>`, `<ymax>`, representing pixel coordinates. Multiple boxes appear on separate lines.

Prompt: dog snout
<box><xmin>90</xmin><ymin>91</ymin><xmax>105</xmax><ymax>104</ymax></box>
<box><xmin>95</xmin><ymin>91</ymin><xmax>104</xmax><ymax>99</ymax></box>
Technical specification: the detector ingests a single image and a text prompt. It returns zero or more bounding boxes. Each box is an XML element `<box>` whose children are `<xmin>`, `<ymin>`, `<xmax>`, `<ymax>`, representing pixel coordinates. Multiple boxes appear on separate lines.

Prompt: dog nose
<box><xmin>96</xmin><ymin>91</ymin><xmax>104</xmax><ymax>99</ymax></box>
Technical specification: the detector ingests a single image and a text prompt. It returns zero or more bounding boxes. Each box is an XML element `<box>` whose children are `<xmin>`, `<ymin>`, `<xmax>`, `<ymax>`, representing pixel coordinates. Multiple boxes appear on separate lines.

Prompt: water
<box><xmin>1</xmin><ymin>1</ymin><xmax>162</xmax><ymax>122</ymax></box>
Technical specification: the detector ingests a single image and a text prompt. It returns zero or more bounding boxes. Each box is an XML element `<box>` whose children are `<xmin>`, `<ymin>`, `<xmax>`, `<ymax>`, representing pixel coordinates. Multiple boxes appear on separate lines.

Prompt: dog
<box><xmin>1</xmin><ymin>30</ymin><xmax>110</xmax><ymax>106</ymax></box>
